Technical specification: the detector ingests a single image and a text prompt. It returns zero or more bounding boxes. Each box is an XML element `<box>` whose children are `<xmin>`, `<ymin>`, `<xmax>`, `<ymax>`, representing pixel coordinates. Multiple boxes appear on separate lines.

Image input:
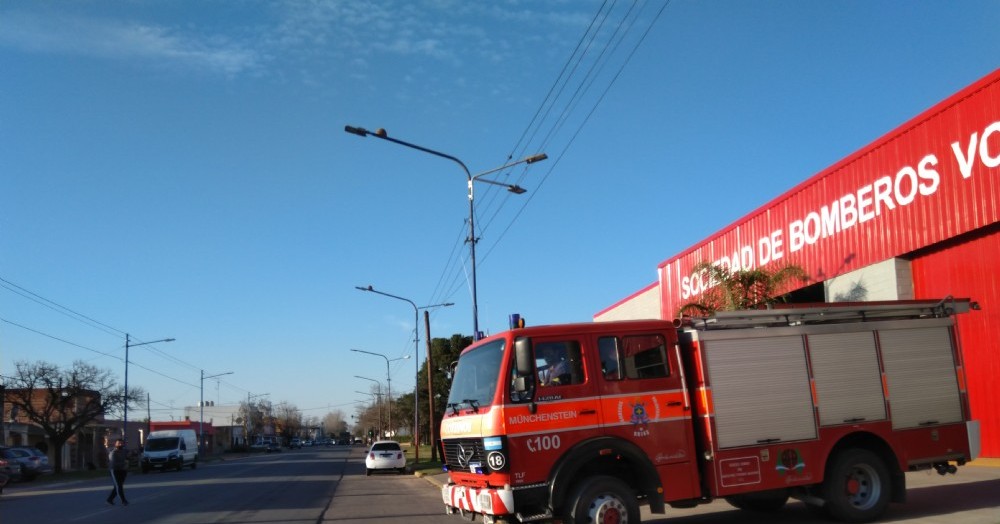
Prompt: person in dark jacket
<box><xmin>106</xmin><ymin>439</ymin><xmax>129</xmax><ymax>506</ymax></box>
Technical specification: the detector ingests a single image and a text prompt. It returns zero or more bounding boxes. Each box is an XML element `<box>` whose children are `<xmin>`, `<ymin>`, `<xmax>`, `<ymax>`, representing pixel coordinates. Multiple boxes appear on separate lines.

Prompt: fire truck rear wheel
<box><xmin>568</xmin><ymin>475</ymin><xmax>639</xmax><ymax>524</ymax></box>
<box><xmin>822</xmin><ymin>449</ymin><xmax>890</xmax><ymax>523</ymax></box>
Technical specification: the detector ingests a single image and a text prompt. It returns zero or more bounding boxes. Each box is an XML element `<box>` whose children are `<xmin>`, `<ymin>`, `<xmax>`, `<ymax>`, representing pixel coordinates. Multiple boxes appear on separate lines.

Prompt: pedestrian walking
<box><xmin>106</xmin><ymin>438</ymin><xmax>129</xmax><ymax>506</ymax></box>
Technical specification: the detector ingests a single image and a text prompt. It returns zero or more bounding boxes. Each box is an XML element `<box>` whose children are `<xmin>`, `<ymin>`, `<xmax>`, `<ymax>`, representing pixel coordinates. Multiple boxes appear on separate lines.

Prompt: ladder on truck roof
<box><xmin>675</xmin><ymin>296</ymin><xmax>976</xmax><ymax>330</ymax></box>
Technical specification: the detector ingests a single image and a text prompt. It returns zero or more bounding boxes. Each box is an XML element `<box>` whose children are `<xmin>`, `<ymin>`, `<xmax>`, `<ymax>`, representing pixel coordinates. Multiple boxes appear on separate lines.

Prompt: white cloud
<box><xmin>0</xmin><ymin>10</ymin><xmax>261</xmax><ymax>76</ymax></box>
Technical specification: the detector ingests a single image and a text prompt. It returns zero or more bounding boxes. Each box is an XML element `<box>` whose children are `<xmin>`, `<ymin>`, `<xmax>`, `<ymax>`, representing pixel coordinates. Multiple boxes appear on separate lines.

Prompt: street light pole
<box><xmin>355</xmin><ymin>285</ymin><xmax>452</xmax><ymax>461</ymax></box>
<box><xmin>124</xmin><ymin>334</ymin><xmax>175</xmax><ymax>444</ymax></box>
<box><xmin>200</xmin><ymin>370</ymin><xmax>233</xmax><ymax>454</ymax></box>
<box><xmin>345</xmin><ymin>125</ymin><xmax>546</xmax><ymax>339</ymax></box>
<box><xmin>351</xmin><ymin>349</ymin><xmax>409</xmax><ymax>437</ymax></box>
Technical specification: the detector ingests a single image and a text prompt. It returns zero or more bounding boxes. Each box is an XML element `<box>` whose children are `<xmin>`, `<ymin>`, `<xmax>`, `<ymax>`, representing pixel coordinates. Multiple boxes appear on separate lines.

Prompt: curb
<box><xmin>415</xmin><ymin>471</ymin><xmax>447</xmax><ymax>488</ymax></box>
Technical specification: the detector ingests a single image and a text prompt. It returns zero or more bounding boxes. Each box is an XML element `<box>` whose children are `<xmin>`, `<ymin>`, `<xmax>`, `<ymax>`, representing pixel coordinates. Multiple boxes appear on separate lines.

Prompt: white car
<box><xmin>364</xmin><ymin>440</ymin><xmax>406</xmax><ymax>475</ymax></box>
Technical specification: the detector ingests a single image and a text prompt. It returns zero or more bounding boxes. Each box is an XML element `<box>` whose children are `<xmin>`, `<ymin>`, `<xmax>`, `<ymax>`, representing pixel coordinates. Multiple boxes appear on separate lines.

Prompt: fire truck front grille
<box><xmin>442</xmin><ymin>438</ymin><xmax>486</xmax><ymax>472</ymax></box>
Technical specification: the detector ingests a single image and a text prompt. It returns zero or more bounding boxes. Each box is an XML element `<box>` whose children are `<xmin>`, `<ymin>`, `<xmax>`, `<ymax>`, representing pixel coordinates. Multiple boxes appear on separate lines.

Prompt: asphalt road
<box><xmin>423</xmin><ymin>463</ymin><xmax>1000</xmax><ymax>524</ymax></box>
<box><xmin>0</xmin><ymin>445</ymin><xmax>447</xmax><ymax>524</ymax></box>
<box><xmin>2</xmin><ymin>446</ymin><xmax>998</xmax><ymax>524</ymax></box>
<box><xmin>635</xmin><ymin>464</ymin><xmax>1000</xmax><ymax>524</ymax></box>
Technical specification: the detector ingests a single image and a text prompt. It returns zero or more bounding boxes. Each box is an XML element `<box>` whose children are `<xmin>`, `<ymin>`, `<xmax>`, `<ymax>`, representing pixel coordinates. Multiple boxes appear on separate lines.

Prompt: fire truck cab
<box><xmin>439</xmin><ymin>299</ymin><xmax>980</xmax><ymax>524</ymax></box>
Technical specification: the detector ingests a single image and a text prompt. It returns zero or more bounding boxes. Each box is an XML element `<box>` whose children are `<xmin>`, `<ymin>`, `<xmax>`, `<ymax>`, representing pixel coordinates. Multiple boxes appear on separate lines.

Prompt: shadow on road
<box><xmin>645</xmin><ymin>478</ymin><xmax>1000</xmax><ymax>523</ymax></box>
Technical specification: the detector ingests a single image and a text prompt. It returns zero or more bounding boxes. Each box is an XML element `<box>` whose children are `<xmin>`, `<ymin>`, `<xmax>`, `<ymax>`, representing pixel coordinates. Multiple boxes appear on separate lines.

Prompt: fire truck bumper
<box><xmin>442</xmin><ymin>482</ymin><xmax>515</xmax><ymax>518</ymax></box>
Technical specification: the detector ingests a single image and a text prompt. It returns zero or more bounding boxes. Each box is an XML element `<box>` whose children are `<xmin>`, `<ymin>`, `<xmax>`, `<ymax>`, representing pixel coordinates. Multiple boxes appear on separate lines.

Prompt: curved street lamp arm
<box><xmin>344</xmin><ymin>125</ymin><xmax>472</xmax><ymax>179</ymax></box>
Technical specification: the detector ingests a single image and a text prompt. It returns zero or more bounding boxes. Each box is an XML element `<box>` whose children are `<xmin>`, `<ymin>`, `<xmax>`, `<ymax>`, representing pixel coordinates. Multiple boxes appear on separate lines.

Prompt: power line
<box><xmin>426</xmin><ymin>1</ymin><xmax>671</xmax><ymax>312</ymax></box>
<box><xmin>0</xmin><ymin>316</ymin><xmax>119</xmax><ymax>360</ymax></box>
<box><xmin>0</xmin><ymin>276</ymin><xmax>124</xmax><ymax>338</ymax></box>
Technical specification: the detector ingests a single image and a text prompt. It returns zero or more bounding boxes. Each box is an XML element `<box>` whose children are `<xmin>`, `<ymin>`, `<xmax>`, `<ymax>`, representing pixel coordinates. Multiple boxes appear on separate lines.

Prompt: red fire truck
<box><xmin>439</xmin><ymin>299</ymin><xmax>981</xmax><ymax>523</ymax></box>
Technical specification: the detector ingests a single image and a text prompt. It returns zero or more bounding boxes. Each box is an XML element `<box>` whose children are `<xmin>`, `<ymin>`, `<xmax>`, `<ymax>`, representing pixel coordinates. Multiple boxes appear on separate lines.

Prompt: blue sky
<box><xmin>2</xmin><ymin>1</ymin><xmax>998</xmax><ymax>424</ymax></box>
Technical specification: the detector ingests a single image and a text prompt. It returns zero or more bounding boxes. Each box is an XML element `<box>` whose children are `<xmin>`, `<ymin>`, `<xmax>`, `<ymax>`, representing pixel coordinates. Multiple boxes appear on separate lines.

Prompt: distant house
<box><xmin>1</xmin><ymin>387</ymin><xmax>110</xmax><ymax>471</ymax></box>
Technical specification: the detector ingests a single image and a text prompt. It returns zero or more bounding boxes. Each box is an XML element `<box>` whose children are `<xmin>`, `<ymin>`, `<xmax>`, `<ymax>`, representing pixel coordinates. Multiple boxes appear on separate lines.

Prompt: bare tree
<box><xmin>353</xmin><ymin>401</ymin><xmax>381</xmax><ymax>441</ymax></box>
<box><xmin>238</xmin><ymin>398</ymin><xmax>271</xmax><ymax>446</ymax></box>
<box><xmin>274</xmin><ymin>402</ymin><xmax>302</xmax><ymax>440</ymax></box>
<box><xmin>320</xmin><ymin>410</ymin><xmax>348</xmax><ymax>439</ymax></box>
<box><xmin>6</xmin><ymin>360</ymin><xmax>144</xmax><ymax>473</ymax></box>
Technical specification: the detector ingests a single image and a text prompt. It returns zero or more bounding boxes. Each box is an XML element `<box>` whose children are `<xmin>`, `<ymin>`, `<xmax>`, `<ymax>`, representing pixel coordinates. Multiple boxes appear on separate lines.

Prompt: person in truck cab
<box><xmin>539</xmin><ymin>345</ymin><xmax>571</xmax><ymax>386</ymax></box>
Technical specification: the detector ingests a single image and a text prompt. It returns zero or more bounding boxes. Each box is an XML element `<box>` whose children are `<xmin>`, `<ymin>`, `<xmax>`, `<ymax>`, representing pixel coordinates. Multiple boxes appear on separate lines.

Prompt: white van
<box><xmin>141</xmin><ymin>429</ymin><xmax>198</xmax><ymax>473</ymax></box>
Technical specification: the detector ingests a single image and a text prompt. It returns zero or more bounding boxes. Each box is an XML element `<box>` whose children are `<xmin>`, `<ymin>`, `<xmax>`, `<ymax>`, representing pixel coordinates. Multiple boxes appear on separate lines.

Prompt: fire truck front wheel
<box><xmin>822</xmin><ymin>449</ymin><xmax>891</xmax><ymax>523</ymax></box>
<box><xmin>567</xmin><ymin>475</ymin><xmax>640</xmax><ymax>524</ymax></box>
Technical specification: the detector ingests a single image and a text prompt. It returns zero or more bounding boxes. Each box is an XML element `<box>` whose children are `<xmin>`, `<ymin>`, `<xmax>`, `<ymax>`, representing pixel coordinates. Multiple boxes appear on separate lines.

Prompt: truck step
<box><xmin>516</xmin><ymin>510</ymin><xmax>554</xmax><ymax>522</ymax></box>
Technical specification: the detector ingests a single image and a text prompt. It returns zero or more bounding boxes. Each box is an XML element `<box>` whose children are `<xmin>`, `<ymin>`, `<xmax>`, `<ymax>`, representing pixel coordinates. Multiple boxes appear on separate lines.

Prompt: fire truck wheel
<box><xmin>822</xmin><ymin>449</ymin><xmax>890</xmax><ymax>523</ymax></box>
<box><xmin>568</xmin><ymin>475</ymin><xmax>639</xmax><ymax>524</ymax></box>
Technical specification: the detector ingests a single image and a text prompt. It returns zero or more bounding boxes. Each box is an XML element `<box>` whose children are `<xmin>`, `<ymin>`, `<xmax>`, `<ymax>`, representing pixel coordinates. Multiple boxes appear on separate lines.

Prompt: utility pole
<box><xmin>425</xmin><ymin>311</ymin><xmax>437</xmax><ymax>461</ymax></box>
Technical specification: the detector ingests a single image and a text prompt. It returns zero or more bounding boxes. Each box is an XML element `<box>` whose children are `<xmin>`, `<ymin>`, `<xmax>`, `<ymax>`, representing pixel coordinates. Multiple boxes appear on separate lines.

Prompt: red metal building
<box><xmin>596</xmin><ymin>68</ymin><xmax>1000</xmax><ymax>457</ymax></box>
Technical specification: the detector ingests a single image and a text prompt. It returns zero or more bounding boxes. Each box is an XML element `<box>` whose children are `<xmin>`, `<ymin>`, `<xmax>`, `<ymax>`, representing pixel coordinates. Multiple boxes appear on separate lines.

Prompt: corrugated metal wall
<box><xmin>658</xmin><ymin>68</ymin><xmax>1000</xmax><ymax>317</ymax></box>
<box><xmin>911</xmin><ymin>223</ymin><xmax>1000</xmax><ymax>457</ymax></box>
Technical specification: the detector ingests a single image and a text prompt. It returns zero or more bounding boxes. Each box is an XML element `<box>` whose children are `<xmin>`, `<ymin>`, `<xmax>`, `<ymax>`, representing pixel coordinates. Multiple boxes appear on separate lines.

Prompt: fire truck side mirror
<box><xmin>514</xmin><ymin>337</ymin><xmax>534</xmax><ymax>377</ymax></box>
<box><xmin>513</xmin><ymin>337</ymin><xmax>537</xmax><ymax>411</ymax></box>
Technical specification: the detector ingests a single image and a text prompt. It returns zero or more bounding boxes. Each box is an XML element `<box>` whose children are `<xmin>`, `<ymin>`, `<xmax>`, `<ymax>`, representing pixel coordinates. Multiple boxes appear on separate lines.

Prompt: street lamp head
<box><xmin>344</xmin><ymin>125</ymin><xmax>369</xmax><ymax>137</ymax></box>
<box><xmin>344</xmin><ymin>125</ymin><xmax>388</xmax><ymax>139</ymax></box>
<box><xmin>507</xmin><ymin>185</ymin><xmax>527</xmax><ymax>195</ymax></box>
<box><xmin>526</xmin><ymin>153</ymin><xmax>548</xmax><ymax>164</ymax></box>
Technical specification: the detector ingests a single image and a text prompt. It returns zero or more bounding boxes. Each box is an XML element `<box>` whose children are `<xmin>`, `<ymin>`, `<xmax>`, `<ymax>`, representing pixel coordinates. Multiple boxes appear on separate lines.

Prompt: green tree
<box><xmin>398</xmin><ymin>334</ymin><xmax>472</xmax><ymax>450</ymax></box>
<box><xmin>679</xmin><ymin>262</ymin><xmax>809</xmax><ymax>315</ymax></box>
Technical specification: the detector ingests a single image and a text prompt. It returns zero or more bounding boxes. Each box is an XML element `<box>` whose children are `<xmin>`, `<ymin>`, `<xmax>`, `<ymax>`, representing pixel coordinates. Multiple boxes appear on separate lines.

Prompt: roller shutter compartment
<box><xmin>705</xmin><ymin>335</ymin><xmax>817</xmax><ymax>449</ymax></box>
<box><xmin>879</xmin><ymin>326</ymin><xmax>963</xmax><ymax>429</ymax></box>
<box><xmin>808</xmin><ymin>331</ymin><xmax>887</xmax><ymax>426</ymax></box>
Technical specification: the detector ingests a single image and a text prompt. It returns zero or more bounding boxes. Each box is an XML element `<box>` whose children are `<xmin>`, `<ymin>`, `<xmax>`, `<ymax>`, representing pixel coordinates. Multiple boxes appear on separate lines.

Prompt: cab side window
<box><xmin>536</xmin><ymin>341</ymin><xmax>584</xmax><ymax>387</ymax></box>
<box><xmin>622</xmin><ymin>334</ymin><xmax>669</xmax><ymax>379</ymax></box>
<box><xmin>598</xmin><ymin>336</ymin><xmax>622</xmax><ymax>381</ymax></box>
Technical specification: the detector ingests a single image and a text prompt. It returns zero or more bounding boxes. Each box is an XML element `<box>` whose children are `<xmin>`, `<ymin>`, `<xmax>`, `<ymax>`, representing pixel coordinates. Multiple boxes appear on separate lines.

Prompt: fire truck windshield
<box><xmin>446</xmin><ymin>339</ymin><xmax>505</xmax><ymax>412</ymax></box>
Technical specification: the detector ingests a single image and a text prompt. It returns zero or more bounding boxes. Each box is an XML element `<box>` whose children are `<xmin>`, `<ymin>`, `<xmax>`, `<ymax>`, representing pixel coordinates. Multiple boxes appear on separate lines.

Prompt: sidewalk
<box><xmin>969</xmin><ymin>457</ymin><xmax>1000</xmax><ymax>467</ymax></box>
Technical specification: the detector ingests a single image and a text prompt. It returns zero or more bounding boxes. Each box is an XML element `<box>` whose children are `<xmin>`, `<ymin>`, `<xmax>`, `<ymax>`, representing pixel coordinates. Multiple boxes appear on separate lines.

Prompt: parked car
<box><xmin>265</xmin><ymin>441</ymin><xmax>282</xmax><ymax>453</ymax></box>
<box><xmin>9</xmin><ymin>447</ymin><xmax>51</xmax><ymax>480</ymax></box>
<box><xmin>364</xmin><ymin>440</ymin><xmax>406</xmax><ymax>476</ymax></box>
<box><xmin>0</xmin><ymin>447</ymin><xmax>44</xmax><ymax>481</ymax></box>
<box><xmin>0</xmin><ymin>451</ymin><xmax>23</xmax><ymax>488</ymax></box>
<box><xmin>0</xmin><ymin>462</ymin><xmax>10</xmax><ymax>495</ymax></box>
<box><xmin>289</xmin><ymin>438</ymin><xmax>302</xmax><ymax>449</ymax></box>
